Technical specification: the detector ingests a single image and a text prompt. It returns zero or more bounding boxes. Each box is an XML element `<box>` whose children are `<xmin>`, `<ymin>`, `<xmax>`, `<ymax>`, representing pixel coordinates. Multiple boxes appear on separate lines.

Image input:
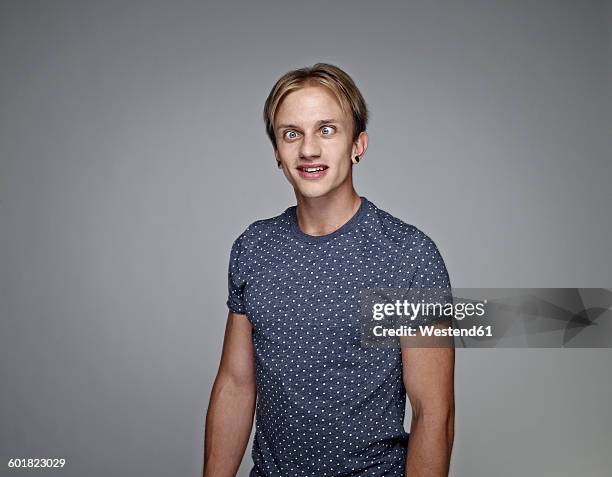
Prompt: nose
<box><xmin>299</xmin><ymin>132</ymin><xmax>321</xmax><ymax>159</ymax></box>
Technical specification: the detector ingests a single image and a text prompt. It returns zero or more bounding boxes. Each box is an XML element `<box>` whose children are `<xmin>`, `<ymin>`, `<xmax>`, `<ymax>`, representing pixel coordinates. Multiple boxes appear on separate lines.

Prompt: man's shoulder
<box><xmin>366</xmin><ymin>198</ymin><xmax>436</xmax><ymax>251</ymax></box>
<box><xmin>367</xmin><ymin>198</ymin><xmax>451</xmax><ymax>287</ymax></box>
<box><xmin>231</xmin><ymin>208</ymin><xmax>291</xmax><ymax>248</ymax></box>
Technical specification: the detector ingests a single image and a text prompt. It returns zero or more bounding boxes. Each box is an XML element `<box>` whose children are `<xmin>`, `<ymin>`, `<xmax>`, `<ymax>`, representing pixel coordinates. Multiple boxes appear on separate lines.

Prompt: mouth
<box><xmin>296</xmin><ymin>164</ymin><xmax>329</xmax><ymax>180</ymax></box>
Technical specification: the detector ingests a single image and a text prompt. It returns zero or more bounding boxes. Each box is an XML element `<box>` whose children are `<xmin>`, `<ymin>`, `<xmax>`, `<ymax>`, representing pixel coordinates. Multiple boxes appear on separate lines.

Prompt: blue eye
<box><xmin>321</xmin><ymin>126</ymin><xmax>334</xmax><ymax>135</ymax></box>
<box><xmin>285</xmin><ymin>130</ymin><xmax>298</xmax><ymax>140</ymax></box>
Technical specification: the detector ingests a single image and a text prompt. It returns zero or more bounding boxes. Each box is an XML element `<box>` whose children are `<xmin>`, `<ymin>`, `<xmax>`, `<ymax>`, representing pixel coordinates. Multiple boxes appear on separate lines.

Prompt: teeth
<box><xmin>304</xmin><ymin>167</ymin><xmax>325</xmax><ymax>172</ymax></box>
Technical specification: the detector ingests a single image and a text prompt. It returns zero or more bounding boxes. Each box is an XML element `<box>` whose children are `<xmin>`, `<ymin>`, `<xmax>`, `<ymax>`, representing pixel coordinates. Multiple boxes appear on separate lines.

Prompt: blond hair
<box><xmin>263</xmin><ymin>63</ymin><xmax>369</xmax><ymax>149</ymax></box>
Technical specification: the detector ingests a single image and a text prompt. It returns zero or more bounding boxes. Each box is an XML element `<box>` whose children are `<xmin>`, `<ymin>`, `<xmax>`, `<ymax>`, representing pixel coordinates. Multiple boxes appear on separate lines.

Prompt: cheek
<box><xmin>277</xmin><ymin>143</ymin><xmax>297</xmax><ymax>158</ymax></box>
<box><xmin>324</xmin><ymin>139</ymin><xmax>350</xmax><ymax>157</ymax></box>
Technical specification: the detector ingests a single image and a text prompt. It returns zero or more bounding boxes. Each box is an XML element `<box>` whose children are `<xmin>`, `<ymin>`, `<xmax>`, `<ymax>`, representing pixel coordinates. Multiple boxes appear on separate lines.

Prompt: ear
<box><xmin>274</xmin><ymin>148</ymin><xmax>283</xmax><ymax>168</ymax></box>
<box><xmin>352</xmin><ymin>131</ymin><xmax>369</xmax><ymax>158</ymax></box>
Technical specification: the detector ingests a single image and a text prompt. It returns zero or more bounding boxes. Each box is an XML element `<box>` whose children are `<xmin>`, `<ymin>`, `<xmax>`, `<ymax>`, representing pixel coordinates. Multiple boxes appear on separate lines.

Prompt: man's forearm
<box><xmin>404</xmin><ymin>410</ymin><xmax>454</xmax><ymax>477</ymax></box>
<box><xmin>203</xmin><ymin>375</ymin><xmax>256</xmax><ymax>477</ymax></box>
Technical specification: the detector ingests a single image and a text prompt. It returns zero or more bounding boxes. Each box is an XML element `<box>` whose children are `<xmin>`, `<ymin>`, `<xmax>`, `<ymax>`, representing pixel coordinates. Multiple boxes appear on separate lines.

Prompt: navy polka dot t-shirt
<box><xmin>226</xmin><ymin>196</ymin><xmax>451</xmax><ymax>477</ymax></box>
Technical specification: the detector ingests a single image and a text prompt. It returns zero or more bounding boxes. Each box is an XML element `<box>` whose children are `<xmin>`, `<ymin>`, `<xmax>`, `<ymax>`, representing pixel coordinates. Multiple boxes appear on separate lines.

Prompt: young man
<box><xmin>204</xmin><ymin>63</ymin><xmax>454</xmax><ymax>477</ymax></box>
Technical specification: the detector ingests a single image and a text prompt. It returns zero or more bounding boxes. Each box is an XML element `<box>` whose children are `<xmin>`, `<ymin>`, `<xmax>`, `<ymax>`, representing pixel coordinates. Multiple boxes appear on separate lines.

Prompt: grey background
<box><xmin>1</xmin><ymin>0</ymin><xmax>611</xmax><ymax>476</ymax></box>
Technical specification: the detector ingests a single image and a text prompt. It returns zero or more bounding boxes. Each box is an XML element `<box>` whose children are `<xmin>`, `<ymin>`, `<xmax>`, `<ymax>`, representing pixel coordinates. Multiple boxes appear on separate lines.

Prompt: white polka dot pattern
<box><xmin>226</xmin><ymin>196</ymin><xmax>451</xmax><ymax>477</ymax></box>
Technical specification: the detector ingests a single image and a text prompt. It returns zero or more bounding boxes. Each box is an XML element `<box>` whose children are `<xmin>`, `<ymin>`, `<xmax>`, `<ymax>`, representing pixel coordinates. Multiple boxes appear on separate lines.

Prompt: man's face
<box><xmin>274</xmin><ymin>85</ymin><xmax>363</xmax><ymax>199</ymax></box>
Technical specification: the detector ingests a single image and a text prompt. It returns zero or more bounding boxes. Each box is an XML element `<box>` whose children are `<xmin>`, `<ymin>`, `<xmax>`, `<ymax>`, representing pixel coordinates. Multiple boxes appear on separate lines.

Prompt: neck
<box><xmin>294</xmin><ymin>185</ymin><xmax>362</xmax><ymax>237</ymax></box>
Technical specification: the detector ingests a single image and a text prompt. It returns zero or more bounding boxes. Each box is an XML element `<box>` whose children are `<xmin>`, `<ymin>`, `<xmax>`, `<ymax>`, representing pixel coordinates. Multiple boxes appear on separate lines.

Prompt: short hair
<box><xmin>263</xmin><ymin>63</ymin><xmax>369</xmax><ymax>149</ymax></box>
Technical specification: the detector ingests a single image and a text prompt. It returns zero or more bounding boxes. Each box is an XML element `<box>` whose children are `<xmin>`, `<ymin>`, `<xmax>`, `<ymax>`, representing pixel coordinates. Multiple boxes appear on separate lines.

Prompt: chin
<box><xmin>287</xmin><ymin>170</ymin><xmax>349</xmax><ymax>199</ymax></box>
<box><xmin>293</xmin><ymin>182</ymin><xmax>338</xmax><ymax>200</ymax></box>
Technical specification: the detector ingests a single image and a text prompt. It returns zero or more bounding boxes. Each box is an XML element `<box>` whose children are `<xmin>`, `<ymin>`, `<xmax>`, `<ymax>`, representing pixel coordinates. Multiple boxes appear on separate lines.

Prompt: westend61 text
<box><xmin>372</xmin><ymin>324</ymin><xmax>493</xmax><ymax>337</ymax></box>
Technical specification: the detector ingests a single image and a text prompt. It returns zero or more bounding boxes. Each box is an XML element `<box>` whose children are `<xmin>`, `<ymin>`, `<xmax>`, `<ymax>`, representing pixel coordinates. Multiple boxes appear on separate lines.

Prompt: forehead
<box><xmin>275</xmin><ymin>85</ymin><xmax>349</xmax><ymax>125</ymax></box>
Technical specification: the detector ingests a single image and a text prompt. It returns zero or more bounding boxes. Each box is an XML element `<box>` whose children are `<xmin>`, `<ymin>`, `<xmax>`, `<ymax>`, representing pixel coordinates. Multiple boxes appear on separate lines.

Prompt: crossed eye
<box><xmin>284</xmin><ymin>126</ymin><xmax>335</xmax><ymax>140</ymax></box>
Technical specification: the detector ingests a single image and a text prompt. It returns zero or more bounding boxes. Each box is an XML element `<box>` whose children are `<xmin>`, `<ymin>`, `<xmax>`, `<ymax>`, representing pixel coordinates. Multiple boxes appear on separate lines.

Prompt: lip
<box><xmin>296</xmin><ymin>164</ymin><xmax>329</xmax><ymax>180</ymax></box>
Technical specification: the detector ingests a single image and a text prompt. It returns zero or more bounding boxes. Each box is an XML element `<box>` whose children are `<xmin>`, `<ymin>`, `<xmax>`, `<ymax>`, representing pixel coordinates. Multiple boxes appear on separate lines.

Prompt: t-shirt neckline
<box><xmin>287</xmin><ymin>196</ymin><xmax>369</xmax><ymax>244</ymax></box>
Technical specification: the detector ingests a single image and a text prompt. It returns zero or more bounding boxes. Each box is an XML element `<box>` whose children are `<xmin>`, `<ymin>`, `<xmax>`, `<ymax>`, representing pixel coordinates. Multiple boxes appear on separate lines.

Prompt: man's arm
<box><xmin>203</xmin><ymin>311</ymin><xmax>256</xmax><ymax>477</ymax></box>
<box><xmin>401</xmin><ymin>320</ymin><xmax>455</xmax><ymax>477</ymax></box>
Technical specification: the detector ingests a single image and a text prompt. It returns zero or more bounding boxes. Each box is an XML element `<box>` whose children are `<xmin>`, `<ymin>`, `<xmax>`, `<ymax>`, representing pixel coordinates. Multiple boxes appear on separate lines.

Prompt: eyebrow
<box><xmin>276</xmin><ymin>119</ymin><xmax>340</xmax><ymax>131</ymax></box>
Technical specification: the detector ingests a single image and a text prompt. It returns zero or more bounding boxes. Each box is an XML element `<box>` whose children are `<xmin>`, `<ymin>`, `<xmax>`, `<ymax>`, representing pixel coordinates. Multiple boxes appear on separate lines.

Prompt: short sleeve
<box><xmin>408</xmin><ymin>232</ymin><xmax>451</xmax><ymax>290</ymax></box>
<box><xmin>396</xmin><ymin>230</ymin><xmax>453</xmax><ymax>326</ymax></box>
<box><xmin>226</xmin><ymin>235</ymin><xmax>247</xmax><ymax>314</ymax></box>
